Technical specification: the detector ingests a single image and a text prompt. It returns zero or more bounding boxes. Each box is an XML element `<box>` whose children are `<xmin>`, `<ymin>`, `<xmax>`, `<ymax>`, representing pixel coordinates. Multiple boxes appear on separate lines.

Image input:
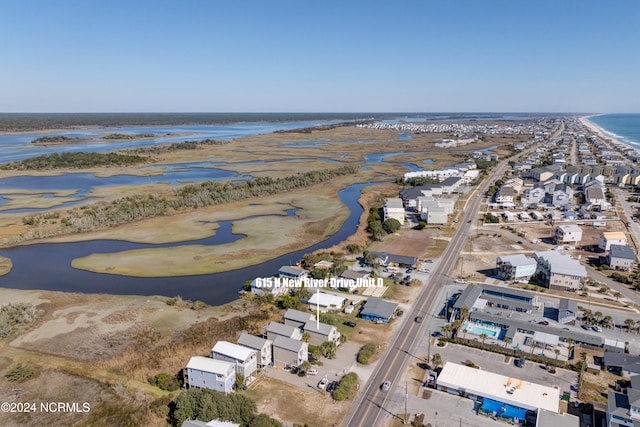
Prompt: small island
<box><xmin>31</xmin><ymin>135</ymin><xmax>89</xmax><ymax>145</ymax></box>
<box><xmin>0</xmin><ymin>256</ymin><xmax>12</xmax><ymax>276</ymax></box>
<box><xmin>103</xmin><ymin>133</ymin><xmax>156</xmax><ymax>140</ymax></box>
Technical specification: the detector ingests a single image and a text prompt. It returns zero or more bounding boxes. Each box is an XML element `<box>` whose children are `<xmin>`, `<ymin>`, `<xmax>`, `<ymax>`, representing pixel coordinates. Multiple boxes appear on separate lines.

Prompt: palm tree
<box><xmin>613</xmin><ymin>291</ymin><xmax>622</xmax><ymax>302</ymax></box>
<box><xmin>602</xmin><ymin>315</ymin><xmax>614</xmax><ymax>329</ymax></box>
<box><xmin>594</xmin><ymin>311</ymin><xmax>604</xmax><ymax>325</ymax></box>
<box><xmin>624</xmin><ymin>318</ymin><xmax>636</xmax><ymax>332</ymax></box>
<box><xmin>480</xmin><ymin>333</ymin><xmax>488</xmax><ymax>346</ymax></box>
<box><xmin>431</xmin><ymin>353</ymin><xmax>443</xmax><ymax>369</ymax></box>
<box><xmin>503</xmin><ymin>337</ymin><xmax>512</xmax><ymax>349</ymax></box>
<box><xmin>442</xmin><ymin>325</ymin><xmax>453</xmax><ymax>339</ymax></box>
<box><xmin>554</xmin><ymin>348</ymin><xmax>560</xmax><ymax>361</ymax></box>
<box><xmin>530</xmin><ymin>341</ymin><xmax>537</xmax><ymax>355</ymax></box>
<box><xmin>460</xmin><ymin>307</ymin><xmax>470</xmax><ymax>322</ymax></box>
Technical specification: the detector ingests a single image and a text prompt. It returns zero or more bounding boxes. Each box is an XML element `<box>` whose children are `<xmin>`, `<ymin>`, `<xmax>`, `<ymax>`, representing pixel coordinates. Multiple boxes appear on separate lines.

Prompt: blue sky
<box><xmin>1</xmin><ymin>0</ymin><xmax>639</xmax><ymax>113</ymax></box>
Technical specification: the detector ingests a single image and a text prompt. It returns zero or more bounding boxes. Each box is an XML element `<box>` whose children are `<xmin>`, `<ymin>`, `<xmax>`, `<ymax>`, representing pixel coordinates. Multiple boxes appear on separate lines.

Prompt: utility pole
<box><xmin>427</xmin><ymin>329</ymin><xmax>431</xmax><ymax>365</ymax></box>
<box><xmin>404</xmin><ymin>380</ymin><xmax>408</xmax><ymax>424</ymax></box>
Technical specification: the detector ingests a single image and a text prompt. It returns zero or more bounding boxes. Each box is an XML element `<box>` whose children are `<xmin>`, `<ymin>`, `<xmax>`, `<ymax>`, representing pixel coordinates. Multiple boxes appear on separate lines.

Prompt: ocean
<box><xmin>588</xmin><ymin>113</ymin><xmax>640</xmax><ymax>148</ymax></box>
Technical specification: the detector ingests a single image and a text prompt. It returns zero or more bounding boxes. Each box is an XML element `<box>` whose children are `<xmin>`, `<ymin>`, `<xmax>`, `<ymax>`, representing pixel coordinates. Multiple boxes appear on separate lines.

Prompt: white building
<box><xmin>599</xmin><ymin>232</ymin><xmax>627</xmax><ymax>252</ymax></box>
<box><xmin>307</xmin><ymin>292</ymin><xmax>346</xmax><ymax>312</ymax></box>
<box><xmin>211</xmin><ymin>341</ymin><xmax>257</xmax><ymax>378</ymax></box>
<box><xmin>555</xmin><ymin>224</ymin><xmax>583</xmax><ymax>245</ymax></box>
<box><xmin>185</xmin><ymin>356</ymin><xmax>236</xmax><ymax>393</ymax></box>
<box><xmin>436</xmin><ymin>362</ymin><xmax>559</xmax><ymax>413</ymax></box>
<box><xmin>383</xmin><ymin>198</ymin><xmax>405</xmax><ymax>224</ymax></box>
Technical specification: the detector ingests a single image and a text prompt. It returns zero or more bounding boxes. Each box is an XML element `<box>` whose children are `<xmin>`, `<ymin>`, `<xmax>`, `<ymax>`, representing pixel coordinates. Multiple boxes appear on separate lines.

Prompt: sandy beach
<box><xmin>580</xmin><ymin>115</ymin><xmax>639</xmax><ymax>155</ymax></box>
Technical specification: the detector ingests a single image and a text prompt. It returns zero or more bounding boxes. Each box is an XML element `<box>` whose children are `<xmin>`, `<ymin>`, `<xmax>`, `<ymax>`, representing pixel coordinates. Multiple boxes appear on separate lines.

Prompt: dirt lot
<box><xmin>369</xmin><ymin>228</ymin><xmax>436</xmax><ymax>259</ymax></box>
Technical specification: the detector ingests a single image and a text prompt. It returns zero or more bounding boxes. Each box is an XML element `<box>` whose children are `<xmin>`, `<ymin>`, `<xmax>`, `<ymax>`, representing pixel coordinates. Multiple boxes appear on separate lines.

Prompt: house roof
<box><xmin>535</xmin><ymin>251</ymin><xmax>587</xmax><ymax>278</ymax></box>
<box><xmin>284</xmin><ymin>309</ymin><xmax>314</xmax><ymax>323</ymax></box>
<box><xmin>340</xmin><ymin>270</ymin><xmax>369</xmax><ymax>280</ymax></box>
<box><xmin>604</xmin><ymin>352</ymin><xmax>640</xmax><ymax>373</ymax></box>
<box><xmin>266</xmin><ymin>322</ymin><xmax>299</xmax><ymax>338</ymax></box>
<box><xmin>436</xmin><ymin>362</ymin><xmax>559</xmax><ymax>413</ymax></box>
<box><xmin>369</xmin><ymin>251</ymin><xmax>418</xmax><ymax>266</ymax></box>
<box><xmin>602</xmin><ymin>231</ymin><xmax>627</xmax><ymax>240</ymax></box>
<box><xmin>273</xmin><ymin>335</ymin><xmax>305</xmax><ymax>352</ymax></box>
<box><xmin>536</xmin><ymin>409</ymin><xmax>579</xmax><ymax>427</ymax></box>
<box><xmin>187</xmin><ymin>356</ymin><xmax>235</xmax><ymax>375</ymax></box>
<box><xmin>237</xmin><ymin>332</ymin><xmax>270</xmax><ymax>350</ymax></box>
<box><xmin>308</xmin><ymin>292</ymin><xmax>345</xmax><ymax>308</ymax></box>
<box><xmin>385</xmin><ymin>198</ymin><xmax>404</xmax><ymax>209</ymax></box>
<box><xmin>610</xmin><ymin>244</ymin><xmax>636</xmax><ymax>260</ymax></box>
<box><xmin>497</xmin><ymin>254</ymin><xmax>536</xmax><ymax>267</ymax></box>
<box><xmin>211</xmin><ymin>341</ymin><xmax>256</xmax><ymax>361</ymax></box>
<box><xmin>303</xmin><ymin>319</ymin><xmax>336</xmax><ymax>336</ymax></box>
<box><xmin>556</xmin><ymin>224</ymin><xmax>582</xmax><ymax>233</ymax></box>
<box><xmin>278</xmin><ymin>266</ymin><xmax>307</xmax><ymax>277</ymax></box>
<box><xmin>360</xmin><ymin>297</ymin><xmax>398</xmax><ymax>319</ymax></box>
<box><xmin>585</xmin><ymin>187</ymin><xmax>605</xmax><ymax>199</ymax></box>
<box><xmin>558</xmin><ymin>298</ymin><xmax>578</xmax><ymax>312</ymax></box>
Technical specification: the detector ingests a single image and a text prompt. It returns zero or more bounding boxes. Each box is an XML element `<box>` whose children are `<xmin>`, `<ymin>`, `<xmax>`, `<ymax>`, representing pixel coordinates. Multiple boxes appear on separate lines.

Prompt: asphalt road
<box><xmin>342</xmin><ymin>161</ymin><xmax>514</xmax><ymax>427</ymax></box>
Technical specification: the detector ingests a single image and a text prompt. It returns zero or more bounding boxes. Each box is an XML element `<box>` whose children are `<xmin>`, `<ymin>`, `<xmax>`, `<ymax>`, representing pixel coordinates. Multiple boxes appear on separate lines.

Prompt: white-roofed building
<box><xmin>496</xmin><ymin>254</ymin><xmax>537</xmax><ymax>282</ymax></box>
<box><xmin>210</xmin><ymin>341</ymin><xmax>257</xmax><ymax>378</ymax></box>
<box><xmin>383</xmin><ymin>198</ymin><xmax>405</xmax><ymax>224</ymax></box>
<box><xmin>307</xmin><ymin>292</ymin><xmax>346</xmax><ymax>313</ymax></box>
<box><xmin>599</xmin><ymin>232</ymin><xmax>628</xmax><ymax>252</ymax></box>
<box><xmin>436</xmin><ymin>362</ymin><xmax>559</xmax><ymax>414</ymax></box>
<box><xmin>185</xmin><ymin>356</ymin><xmax>236</xmax><ymax>393</ymax></box>
<box><xmin>534</xmin><ymin>250</ymin><xmax>587</xmax><ymax>291</ymax></box>
<box><xmin>554</xmin><ymin>224</ymin><xmax>582</xmax><ymax>246</ymax></box>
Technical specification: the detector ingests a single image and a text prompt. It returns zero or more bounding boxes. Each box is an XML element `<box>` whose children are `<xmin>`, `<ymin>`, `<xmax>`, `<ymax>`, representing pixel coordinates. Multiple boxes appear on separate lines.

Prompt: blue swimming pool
<box><xmin>463</xmin><ymin>321</ymin><xmax>500</xmax><ymax>338</ymax></box>
<box><xmin>481</xmin><ymin>398</ymin><xmax>528</xmax><ymax>421</ymax></box>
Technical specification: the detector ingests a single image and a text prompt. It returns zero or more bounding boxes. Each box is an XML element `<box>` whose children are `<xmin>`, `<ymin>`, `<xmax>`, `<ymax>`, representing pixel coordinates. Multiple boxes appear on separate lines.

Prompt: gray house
<box><xmin>557</xmin><ymin>299</ymin><xmax>578</xmax><ymax>324</ymax></box>
<box><xmin>272</xmin><ymin>335</ymin><xmax>308</xmax><ymax>368</ymax></box>
<box><xmin>283</xmin><ymin>309</ymin><xmax>315</xmax><ymax>329</ymax></box>
<box><xmin>185</xmin><ymin>356</ymin><xmax>236</xmax><ymax>393</ymax></box>
<box><xmin>266</xmin><ymin>321</ymin><xmax>302</xmax><ymax>341</ymax></box>
<box><xmin>302</xmin><ymin>320</ymin><xmax>341</xmax><ymax>346</ymax></box>
<box><xmin>237</xmin><ymin>332</ymin><xmax>272</xmax><ymax>367</ymax></box>
<box><xmin>608</xmin><ymin>244</ymin><xmax>636</xmax><ymax>271</ymax></box>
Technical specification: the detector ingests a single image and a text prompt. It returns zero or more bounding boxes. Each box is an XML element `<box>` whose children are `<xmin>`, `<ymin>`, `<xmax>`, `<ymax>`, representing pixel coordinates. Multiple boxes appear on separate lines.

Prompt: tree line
<box><xmin>0</xmin><ymin>151</ymin><xmax>148</xmax><ymax>170</ymax></box>
<box><xmin>20</xmin><ymin>165</ymin><xmax>359</xmax><ymax>236</ymax></box>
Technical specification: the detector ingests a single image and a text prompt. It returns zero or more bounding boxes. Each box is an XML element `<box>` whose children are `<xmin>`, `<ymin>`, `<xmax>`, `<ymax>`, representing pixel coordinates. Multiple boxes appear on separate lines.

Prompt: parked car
<box><xmin>343</xmin><ymin>321</ymin><xmax>357</xmax><ymax>328</ymax></box>
<box><xmin>453</xmin><ymin>279</ymin><xmax>467</xmax><ymax>284</ymax></box>
<box><xmin>307</xmin><ymin>368</ymin><xmax>318</xmax><ymax>376</ymax></box>
<box><xmin>425</xmin><ymin>259</ymin><xmax>433</xmax><ymax>263</ymax></box>
<box><xmin>514</xmin><ymin>356</ymin><xmax>526</xmax><ymax>368</ymax></box>
<box><xmin>592</xmin><ymin>325</ymin><xmax>603</xmax><ymax>332</ymax></box>
<box><xmin>581</xmin><ymin>324</ymin><xmax>592</xmax><ymax>330</ymax></box>
<box><xmin>538</xmin><ymin>321</ymin><xmax>549</xmax><ymax>326</ymax></box>
<box><xmin>467</xmin><ymin>220</ymin><xmax>472</xmax><ymax>223</ymax></box>
<box><xmin>406</xmin><ymin>268</ymin><xmax>414</xmax><ymax>273</ymax></box>
<box><xmin>317</xmin><ymin>378</ymin><xmax>328</xmax><ymax>390</ymax></box>
<box><xmin>397</xmin><ymin>310</ymin><xmax>404</xmax><ymax>317</ymax></box>
<box><xmin>381</xmin><ymin>380</ymin><xmax>392</xmax><ymax>392</ymax></box>
<box><xmin>326</xmin><ymin>381</ymin><xmax>338</xmax><ymax>392</ymax></box>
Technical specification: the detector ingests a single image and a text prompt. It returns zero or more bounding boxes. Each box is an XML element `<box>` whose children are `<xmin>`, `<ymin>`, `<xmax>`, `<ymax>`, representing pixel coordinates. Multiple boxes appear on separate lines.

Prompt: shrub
<box><xmin>150</xmin><ymin>372</ymin><xmax>180</xmax><ymax>391</ymax></box>
<box><xmin>4</xmin><ymin>363</ymin><xmax>36</xmax><ymax>383</ymax></box>
<box><xmin>332</xmin><ymin>373</ymin><xmax>358</xmax><ymax>401</ymax></box>
<box><xmin>357</xmin><ymin>343</ymin><xmax>377</xmax><ymax>364</ymax></box>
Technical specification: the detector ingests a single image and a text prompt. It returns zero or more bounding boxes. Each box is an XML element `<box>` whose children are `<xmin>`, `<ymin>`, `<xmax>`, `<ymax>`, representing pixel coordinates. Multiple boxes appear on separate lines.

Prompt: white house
<box><xmin>599</xmin><ymin>232</ymin><xmax>627</xmax><ymax>251</ymax></box>
<box><xmin>185</xmin><ymin>356</ymin><xmax>236</xmax><ymax>393</ymax></box>
<box><xmin>211</xmin><ymin>341</ymin><xmax>257</xmax><ymax>378</ymax></box>
<box><xmin>307</xmin><ymin>292</ymin><xmax>346</xmax><ymax>312</ymax></box>
<box><xmin>383</xmin><ymin>198</ymin><xmax>405</xmax><ymax>224</ymax></box>
<box><xmin>555</xmin><ymin>224</ymin><xmax>583</xmax><ymax>245</ymax></box>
